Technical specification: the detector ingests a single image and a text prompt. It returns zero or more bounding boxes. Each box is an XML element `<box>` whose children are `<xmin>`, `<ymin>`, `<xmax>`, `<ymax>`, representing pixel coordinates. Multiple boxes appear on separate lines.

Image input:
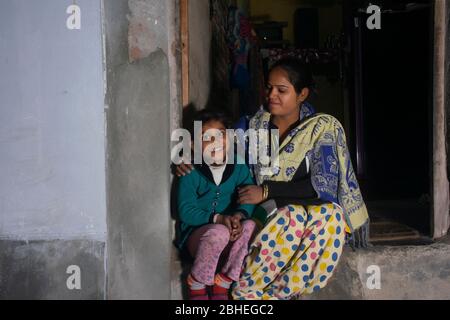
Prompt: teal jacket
<box><xmin>176</xmin><ymin>160</ymin><xmax>255</xmax><ymax>249</ymax></box>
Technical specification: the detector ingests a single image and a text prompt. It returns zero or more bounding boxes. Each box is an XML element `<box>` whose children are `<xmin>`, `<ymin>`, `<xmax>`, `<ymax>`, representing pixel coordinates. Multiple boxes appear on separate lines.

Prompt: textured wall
<box><xmin>444</xmin><ymin>0</ymin><xmax>450</xmax><ymax>237</ymax></box>
<box><xmin>188</xmin><ymin>0</ymin><xmax>211</xmax><ymax>109</ymax></box>
<box><xmin>0</xmin><ymin>240</ymin><xmax>105</xmax><ymax>299</ymax></box>
<box><xmin>103</xmin><ymin>0</ymin><xmax>172</xmax><ymax>299</ymax></box>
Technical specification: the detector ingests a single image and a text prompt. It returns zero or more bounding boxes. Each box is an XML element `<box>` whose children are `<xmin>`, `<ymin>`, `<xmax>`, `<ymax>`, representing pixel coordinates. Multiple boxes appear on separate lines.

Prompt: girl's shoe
<box><xmin>211</xmin><ymin>273</ymin><xmax>233</xmax><ymax>300</ymax></box>
<box><xmin>210</xmin><ymin>293</ymin><xmax>229</xmax><ymax>300</ymax></box>
<box><xmin>188</xmin><ymin>288</ymin><xmax>209</xmax><ymax>300</ymax></box>
<box><xmin>187</xmin><ymin>274</ymin><xmax>209</xmax><ymax>300</ymax></box>
<box><xmin>189</xmin><ymin>293</ymin><xmax>209</xmax><ymax>300</ymax></box>
<box><xmin>210</xmin><ymin>284</ymin><xmax>230</xmax><ymax>300</ymax></box>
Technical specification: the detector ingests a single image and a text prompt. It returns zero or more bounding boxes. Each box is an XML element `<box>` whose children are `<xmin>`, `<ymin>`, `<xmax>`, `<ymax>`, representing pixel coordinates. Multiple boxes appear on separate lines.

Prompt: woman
<box><xmin>176</xmin><ymin>58</ymin><xmax>369</xmax><ymax>300</ymax></box>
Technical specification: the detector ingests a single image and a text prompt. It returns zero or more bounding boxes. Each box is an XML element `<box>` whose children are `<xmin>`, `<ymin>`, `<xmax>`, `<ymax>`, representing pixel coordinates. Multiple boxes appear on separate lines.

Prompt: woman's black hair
<box><xmin>269</xmin><ymin>58</ymin><xmax>315</xmax><ymax>95</ymax></box>
<box><xmin>193</xmin><ymin>109</ymin><xmax>233</xmax><ymax>130</ymax></box>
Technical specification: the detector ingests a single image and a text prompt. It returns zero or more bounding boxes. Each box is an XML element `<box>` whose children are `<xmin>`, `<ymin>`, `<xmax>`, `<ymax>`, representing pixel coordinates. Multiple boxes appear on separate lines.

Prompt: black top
<box><xmin>263</xmin><ymin>117</ymin><xmax>324</xmax><ymax>208</ymax></box>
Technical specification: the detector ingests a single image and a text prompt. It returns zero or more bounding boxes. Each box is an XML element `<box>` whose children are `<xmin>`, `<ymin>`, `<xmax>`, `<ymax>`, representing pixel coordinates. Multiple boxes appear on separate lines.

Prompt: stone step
<box><xmin>171</xmin><ymin>239</ymin><xmax>450</xmax><ymax>300</ymax></box>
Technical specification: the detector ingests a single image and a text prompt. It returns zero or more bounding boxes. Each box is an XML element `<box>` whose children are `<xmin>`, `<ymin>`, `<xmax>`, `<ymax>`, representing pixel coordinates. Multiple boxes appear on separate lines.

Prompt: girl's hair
<box><xmin>269</xmin><ymin>58</ymin><xmax>315</xmax><ymax>95</ymax></box>
<box><xmin>193</xmin><ymin>109</ymin><xmax>233</xmax><ymax>130</ymax></box>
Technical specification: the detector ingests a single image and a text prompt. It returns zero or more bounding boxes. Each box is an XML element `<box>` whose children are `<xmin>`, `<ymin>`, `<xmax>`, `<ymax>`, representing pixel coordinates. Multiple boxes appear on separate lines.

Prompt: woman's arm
<box><xmin>265</xmin><ymin>158</ymin><xmax>317</xmax><ymax>200</ymax></box>
<box><xmin>264</xmin><ymin>178</ymin><xmax>317</xmax><ymax>200</ymax></box>
<box><xmin>238</xmin><ymin>158</ymin><xmax>322</xmax><ymax>206</ymax></box>
<box><xmin>235</xmin><ymin>165</ymin><xmax>256</xmax><ymax>217</ymax></box>
<box><xmin>174</xmin><ymin>161</ymin><xmax>194</xmax><ymax>177</ymax></box>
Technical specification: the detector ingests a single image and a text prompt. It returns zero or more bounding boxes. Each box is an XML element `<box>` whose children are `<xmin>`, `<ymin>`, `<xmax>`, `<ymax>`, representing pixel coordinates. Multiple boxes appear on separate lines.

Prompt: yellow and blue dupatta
<box><xmin>249</xmin><ymin>107</ymin><xmax>370</xmax><ymax>247</ymax></box>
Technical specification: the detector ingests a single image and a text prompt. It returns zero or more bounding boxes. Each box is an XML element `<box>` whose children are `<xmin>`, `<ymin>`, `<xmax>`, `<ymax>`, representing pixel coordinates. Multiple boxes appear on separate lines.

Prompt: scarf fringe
<box><xmin>345</xmin><ymin>219</ymin><xmax>371</xmax><ymax>250</ymax></box>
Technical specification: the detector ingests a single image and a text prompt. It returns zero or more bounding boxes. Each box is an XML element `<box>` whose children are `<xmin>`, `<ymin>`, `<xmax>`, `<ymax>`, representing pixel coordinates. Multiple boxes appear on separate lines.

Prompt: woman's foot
<box><xmin>187</xmin><ymin>274</ymin><xmax>209</xmax><ymax>300</ymax></box>
<box><xmin>211</xmin><ymin>273</ymin><xmax>232</xmax><ymax>300</ymax></box>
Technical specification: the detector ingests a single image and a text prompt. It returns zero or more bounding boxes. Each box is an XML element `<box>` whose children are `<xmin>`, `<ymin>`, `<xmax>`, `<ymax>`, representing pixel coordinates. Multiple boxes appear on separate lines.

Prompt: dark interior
<box><xmin>345</xmin><ymin>0</ymin><xmax>433</xmax><ymax>241</ymax></box>
<box><xmin>216</xmin><ymin>0</ymin><xmax>434</xmax><ymax>243</ymax></box>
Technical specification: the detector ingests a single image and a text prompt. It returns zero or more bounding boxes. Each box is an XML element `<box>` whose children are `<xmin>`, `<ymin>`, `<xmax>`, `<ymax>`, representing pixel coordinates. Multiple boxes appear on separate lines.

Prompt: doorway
<box><xmin>344</xmin><ymin>0</ymin><xmax>434</xmax><ymax>243</ymax></box>
<box><xmin>182</xmin><ymin>0</ymin><xmax>441</xmax><ymax>244</ymax></box>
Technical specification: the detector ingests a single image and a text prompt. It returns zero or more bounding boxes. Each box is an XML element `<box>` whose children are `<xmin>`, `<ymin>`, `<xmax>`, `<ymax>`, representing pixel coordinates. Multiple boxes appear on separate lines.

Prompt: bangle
<box><xmin>262</xmin><ymin>184</ymin><xmax>269</xmax><ymax>201</ymax></box>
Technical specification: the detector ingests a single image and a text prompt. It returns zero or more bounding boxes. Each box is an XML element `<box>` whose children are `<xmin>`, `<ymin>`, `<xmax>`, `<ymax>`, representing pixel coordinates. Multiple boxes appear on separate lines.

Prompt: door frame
<box><xmin>432</xmin><ymin>0</ymin><xmax>450</xmax><ymax>239</ymax></box>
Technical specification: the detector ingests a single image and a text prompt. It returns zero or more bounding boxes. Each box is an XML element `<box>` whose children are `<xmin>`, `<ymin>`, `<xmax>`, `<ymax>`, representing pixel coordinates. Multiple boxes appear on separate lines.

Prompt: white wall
<box><xmin>0</xmin><ymin>0</ymin><xmax>106</xmax><ymax>240</ymax></box>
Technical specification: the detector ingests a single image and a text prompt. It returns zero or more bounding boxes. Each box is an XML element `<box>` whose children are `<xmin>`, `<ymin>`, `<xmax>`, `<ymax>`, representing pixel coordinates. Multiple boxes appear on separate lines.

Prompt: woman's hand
<box><xmin>174</xmin><ymin>160</ymin><xmax>194</xmax><ymax>177</ymax></box>
<box><xmin>238</xmin><ymin>186</ymin><xmax>264</xmax><ymax>205</ymax></box>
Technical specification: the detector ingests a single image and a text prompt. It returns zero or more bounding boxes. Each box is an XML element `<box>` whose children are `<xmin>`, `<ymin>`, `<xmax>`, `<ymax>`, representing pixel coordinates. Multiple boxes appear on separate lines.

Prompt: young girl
<box><xmin>176</xmin><ymin>110</ymin><xmax>256</xmax><ymax>300</ymax></box>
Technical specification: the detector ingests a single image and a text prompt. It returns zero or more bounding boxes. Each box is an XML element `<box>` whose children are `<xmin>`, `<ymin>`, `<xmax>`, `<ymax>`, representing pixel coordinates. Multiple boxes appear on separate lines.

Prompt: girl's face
<box><xmin>266</xmin><ymin>67</ymin><xmax>309</xmax><ymax>118</ymax></box>
<box><xmin>201</xmin><ymin>120</ymin><xmax>228</xmax><ymax>165</ymax></box>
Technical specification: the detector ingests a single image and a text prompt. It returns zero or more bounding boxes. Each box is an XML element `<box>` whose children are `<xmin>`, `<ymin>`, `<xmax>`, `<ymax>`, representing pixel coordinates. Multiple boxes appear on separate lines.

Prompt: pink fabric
<box><xmin>187</xmin><ymin>220</ymin><xmax>256</xmax><ymax>286</ymax></box>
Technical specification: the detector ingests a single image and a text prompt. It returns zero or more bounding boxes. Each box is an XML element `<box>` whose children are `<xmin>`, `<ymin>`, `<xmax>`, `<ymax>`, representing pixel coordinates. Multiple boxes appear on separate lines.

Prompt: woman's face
<box><xmin>266</xmin><ymin>67</ymin><xmax>309</xmax><ymax>118</ymax></box>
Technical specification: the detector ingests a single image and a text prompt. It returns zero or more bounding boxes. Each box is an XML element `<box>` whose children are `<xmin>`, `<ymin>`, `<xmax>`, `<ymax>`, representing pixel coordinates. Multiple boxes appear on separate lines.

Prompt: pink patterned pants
<box><xmin>187</xmin><ymin>220</ymin><xmax>256</xmax><ymax>286</ymax></box>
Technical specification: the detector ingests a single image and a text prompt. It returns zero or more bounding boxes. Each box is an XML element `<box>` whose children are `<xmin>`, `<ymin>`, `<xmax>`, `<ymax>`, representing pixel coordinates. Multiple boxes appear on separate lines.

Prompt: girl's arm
<box><xmin>177</xmin><ymin>174</ymin><xmax>214</xmax><ymax>226</ymax></box>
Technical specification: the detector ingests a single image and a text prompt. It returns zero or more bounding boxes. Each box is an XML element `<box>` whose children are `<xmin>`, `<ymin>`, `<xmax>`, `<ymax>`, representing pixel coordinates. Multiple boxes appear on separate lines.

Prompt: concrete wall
<box><xmin>188</xmin><ymin>0</ymin><xmax>211</xmax><ymax>109</ymax></box>
<box><xmin>0</xmin><ymin>0</ymin><xmax>106</xmax><ymax>299</ymax></box>
<box><xmin>447</xmin><ymin>0</ymin><xmax>450</xmax><ymax>200</ymax></box>
<box><xmin>103</xmin><ymin>0</ymin><xmax>173</xmax><ymax>299</ymax></box>
<box><xmin>0</xmin><ymin>0</ymin><xmax>178</xmax><ymax>300</ymax></box>
<box><xmin>0</xmin><ymin>240</ymin><xmax>105</xmax><ymax>299</ymax></box>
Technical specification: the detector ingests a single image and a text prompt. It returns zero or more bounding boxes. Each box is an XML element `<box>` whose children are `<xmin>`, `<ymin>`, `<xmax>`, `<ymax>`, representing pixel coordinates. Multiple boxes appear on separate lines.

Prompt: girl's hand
<box><xmin>215</xmin><ymin>214</ymin><xmax>233</xmax><ymax>232</ymax></box>
<box><xmin>230</xmin><ymin>213</ymin><xmax>244</xmax><ymax>241</ymax></box>
<box><xmin>238</xmin><ymin>186</ymin><xmax>264</xmax><ymax>205</ymax></box>
<box><xmin>231</xmin><ymin>212</ymin><xmax>245</xmax><ymax>229</ymax></box>
<box><xmin>230</xmin><ymin>226</ymin><xmax>243</xmax><ymax>242</ymax></box>
<box><xmin>216</xmin><ymin>213</ymin><xmax>244</xmax><ymax>241</ymax></box>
